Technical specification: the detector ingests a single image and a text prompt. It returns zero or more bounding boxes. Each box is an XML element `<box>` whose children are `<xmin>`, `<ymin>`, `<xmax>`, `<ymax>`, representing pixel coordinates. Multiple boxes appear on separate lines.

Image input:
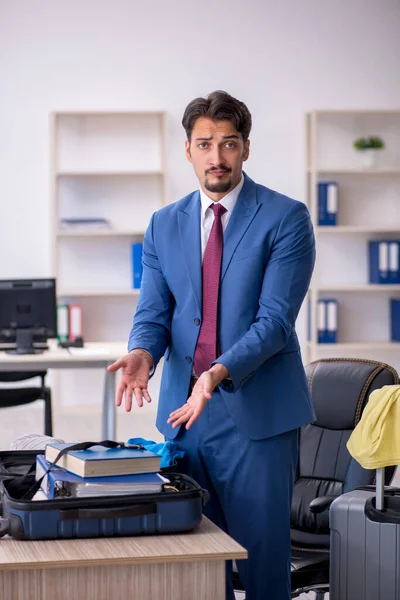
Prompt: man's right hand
<box><xmin>107</xmin><ymin>349</ymin><xmax>153</xmax><ymax>412</ymax></box>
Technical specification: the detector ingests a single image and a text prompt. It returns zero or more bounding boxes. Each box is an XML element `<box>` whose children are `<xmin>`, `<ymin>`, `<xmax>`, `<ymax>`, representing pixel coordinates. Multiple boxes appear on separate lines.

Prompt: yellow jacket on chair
<box><xmin>347</xmin><ymin>384</ymin><xmax>400</xmax><ymax>469</ymax></box>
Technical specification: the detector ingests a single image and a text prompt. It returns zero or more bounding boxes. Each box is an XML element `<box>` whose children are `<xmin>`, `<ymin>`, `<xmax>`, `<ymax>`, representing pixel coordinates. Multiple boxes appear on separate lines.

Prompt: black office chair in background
<box><xmin>0</xmin><ymin>371</ymin><xmax>53</xmax><ymax>436</ymax></box>
<box><xmin>233</xmin><ymin>357</ymin><xmax>399</xmax><ymax>599</ymax></box>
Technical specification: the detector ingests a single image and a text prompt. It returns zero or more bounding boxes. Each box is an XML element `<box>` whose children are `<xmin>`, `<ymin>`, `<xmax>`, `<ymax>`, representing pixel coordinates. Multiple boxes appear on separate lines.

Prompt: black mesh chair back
<box><xmin>0</xmin><ymin>371</ymin><xmax>53</xmax><ymax>436</ymax></box>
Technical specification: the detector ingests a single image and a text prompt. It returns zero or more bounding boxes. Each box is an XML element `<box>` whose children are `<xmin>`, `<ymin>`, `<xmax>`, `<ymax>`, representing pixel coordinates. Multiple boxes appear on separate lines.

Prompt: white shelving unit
<box><xmin>50</xmin><ymin>110</ymin><xmax>166</xmax><ymax>341</ymax></box>
<box><xmin>306</xmin><ymin>110</ymin><xmax>400</xmax><ymax>368</ymax></box>
<box><xmin>50</xmin><ymin>111</ymin><xmax>166</xmax><ymax>408</ymax></box>
<box><xmin>57</xmin><ymin>230</ymin><xmax>147</xmax><ymax>238</ymax></box>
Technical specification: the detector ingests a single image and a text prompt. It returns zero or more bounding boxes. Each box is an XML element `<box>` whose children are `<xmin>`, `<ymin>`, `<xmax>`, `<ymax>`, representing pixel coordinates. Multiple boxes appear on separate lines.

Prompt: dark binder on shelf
<box><xmin>389</xmin><ymin>241</ymin><xmax>400</xmax><ymax>284</ymax></box>
<box><xmin>369</xmin><ymin>240</ymin><xmax>400</xmax><ymax>284</ymax></box>
<box><xmin>390</xmin><ymin>299</ymin><xmax>400</xmax><ymax>342</ymax></box>
<box><xmin>131</xmin><ymin>243</ymin><xmax>143</xmax><ymax>289</ymax></box>
<box><xmin>318</xmin><ymin>182</ymin><xmax>338</xmax><ymax>226</ymax></box>
<box><xmin>317</xmin><ymin>298</ymin><xmax>338</xmax><ymax>343</ymax></box>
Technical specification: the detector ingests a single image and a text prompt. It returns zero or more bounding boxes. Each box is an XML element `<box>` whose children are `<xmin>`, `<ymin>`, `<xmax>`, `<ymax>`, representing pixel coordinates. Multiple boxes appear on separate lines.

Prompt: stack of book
<box><xmin>60</xmin><ymin>218</ymin><xmax>111</xmax><ymax>231</ymax></box>
<box><xmin>37</xmin><ymin>443</ymin><xmax>167</xmax><ymax>499</ymax></box>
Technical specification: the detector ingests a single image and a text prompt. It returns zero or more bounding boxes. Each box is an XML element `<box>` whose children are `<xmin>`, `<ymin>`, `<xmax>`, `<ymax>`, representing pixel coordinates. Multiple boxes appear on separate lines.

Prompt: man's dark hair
<box><xmin>182</xmin><ymin>90</ymin><xmax>252</xmax><ymax>142</ymax></box>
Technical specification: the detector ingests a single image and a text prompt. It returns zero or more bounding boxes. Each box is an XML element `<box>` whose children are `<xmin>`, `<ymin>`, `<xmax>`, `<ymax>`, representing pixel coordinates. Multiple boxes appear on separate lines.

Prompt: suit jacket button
<box><xmin>194</xmin><ymin>318</ymin><xmax>200</xmax><ymax>326</ymax></box>
<box><xmin>185</xmin><ymin>356</ymin><xmax>192</xmax><ymax>363</ymax></box>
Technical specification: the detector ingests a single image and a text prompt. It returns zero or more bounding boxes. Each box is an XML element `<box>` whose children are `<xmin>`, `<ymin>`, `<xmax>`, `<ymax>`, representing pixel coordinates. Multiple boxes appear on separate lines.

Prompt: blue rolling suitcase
<box><xmin>330</xmin><ymin>467</ymin><xmax>400</xmax><ymax>600</ymax></box>
<box><xmin>0</xmin><ymin>447</ymin><xmax>209</xmax><ymax>541</ymax></box>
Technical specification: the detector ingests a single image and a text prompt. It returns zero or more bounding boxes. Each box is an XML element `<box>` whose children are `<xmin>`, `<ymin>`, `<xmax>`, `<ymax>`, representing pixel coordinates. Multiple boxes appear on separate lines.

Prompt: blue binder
<box><xmin>317</xmin><ymin>298</ymin><xmax>338</xmax><ymax>343</ymax></box>
<box><xmin>389</xmin><ymin>241</ymin><xmax>400</xmax><ymax>284</ymax></box>
<box><xmin>369</xmin><ymin>240</ymin><xmax>400</xmax><ymax>284</ymax></box>
<box><xmin>318</xmin><ymin>182</ymin><xmax>338</xmax><ymax>226</ymax></box>
<box><xmin>390</xmin><ymin>299</ymin><xmax>400</xmax><ymax>342</ymax></box>
<box><xmin>131</xmin><ymin>243</ymin><xmax>143</xmax><ymax>289</ymax></box>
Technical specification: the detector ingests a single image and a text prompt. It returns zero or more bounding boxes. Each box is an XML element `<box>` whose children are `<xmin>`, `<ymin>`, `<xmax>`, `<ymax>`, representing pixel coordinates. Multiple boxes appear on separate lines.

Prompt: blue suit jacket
<box><xmin>128</xmin><ymin>173</ymin><xmax>316</xmax><ymax>440</ymax></box>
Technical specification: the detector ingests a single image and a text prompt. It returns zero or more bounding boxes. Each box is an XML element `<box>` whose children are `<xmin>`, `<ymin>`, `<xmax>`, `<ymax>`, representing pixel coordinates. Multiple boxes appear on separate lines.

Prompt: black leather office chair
<box><xmin>233</xmin><ymin>357</ymin><xmax>399</xmax><ymax>599</ymax></box>
<box><xmin>0</xmin><ymin>371</ymin><xmax>53</xmax><ymax>436</ymax></box>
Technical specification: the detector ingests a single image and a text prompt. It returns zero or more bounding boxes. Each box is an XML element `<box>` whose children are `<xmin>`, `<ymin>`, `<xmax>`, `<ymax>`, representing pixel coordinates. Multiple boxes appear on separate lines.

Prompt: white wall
<box><xmin>0</xmin><ymin>0</ymin><xmax>400</xmax><ymax>414</ymax></box>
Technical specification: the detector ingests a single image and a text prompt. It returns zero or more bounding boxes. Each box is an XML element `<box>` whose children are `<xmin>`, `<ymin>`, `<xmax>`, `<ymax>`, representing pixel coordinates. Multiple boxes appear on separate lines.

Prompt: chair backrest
<box><xmin>0</xmin><ymin>371</ymin><xmax>47</xmax><ymax>384</ymax></box>
<box><xmin>291</xmin><ymin>358</ymin><xmax>399</xmax><ymax>549</ymax></box>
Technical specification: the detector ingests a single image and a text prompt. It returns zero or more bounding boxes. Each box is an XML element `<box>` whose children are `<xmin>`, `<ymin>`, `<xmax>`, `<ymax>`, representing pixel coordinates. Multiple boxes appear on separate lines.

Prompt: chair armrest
<box><xmin>309</xmin><ymin>495</ymin><xmax>337</xmax><ymax>514</ymax></box>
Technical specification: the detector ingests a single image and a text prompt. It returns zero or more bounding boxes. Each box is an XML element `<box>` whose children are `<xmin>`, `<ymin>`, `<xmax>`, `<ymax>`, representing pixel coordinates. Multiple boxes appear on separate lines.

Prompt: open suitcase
<box><xmin>330</xmin><ymin>466</ymin><xmax>400</xmax><ymax>600</ymax></box>
<box><xmin>0</xmin><ymin>447</ymin><xmax>209</xmax><ymax>540</ymax></box>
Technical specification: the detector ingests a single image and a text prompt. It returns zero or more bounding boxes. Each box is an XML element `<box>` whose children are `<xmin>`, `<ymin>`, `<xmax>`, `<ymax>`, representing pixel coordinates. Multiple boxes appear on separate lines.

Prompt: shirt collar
<box><xmin>199</xmin><ymin>173</ymin><xmax>244</xmax><ymax>218</ymax></box>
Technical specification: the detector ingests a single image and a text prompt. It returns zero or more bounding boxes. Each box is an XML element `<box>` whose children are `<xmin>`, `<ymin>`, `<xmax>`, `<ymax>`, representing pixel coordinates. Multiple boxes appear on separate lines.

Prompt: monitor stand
<box><xmin>6</xmin><ymin>329</ymin><xmax>44</xmax><ymax>355</ymax></box>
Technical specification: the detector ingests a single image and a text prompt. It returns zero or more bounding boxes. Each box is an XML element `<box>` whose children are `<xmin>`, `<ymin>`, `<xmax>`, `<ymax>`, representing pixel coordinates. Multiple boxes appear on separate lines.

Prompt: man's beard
<box><xmin>204</xmin><ymin>169</ymin><xmax>232</xmax><ymax>194</ymax></box>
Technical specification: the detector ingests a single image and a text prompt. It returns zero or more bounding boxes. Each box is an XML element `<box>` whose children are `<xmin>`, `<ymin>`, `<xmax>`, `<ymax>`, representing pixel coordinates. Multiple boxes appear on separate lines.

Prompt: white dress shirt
<box><xmin>199</xmin><ymin>174</ymin><xmax>244</xmax><ymax>260</ymax></box>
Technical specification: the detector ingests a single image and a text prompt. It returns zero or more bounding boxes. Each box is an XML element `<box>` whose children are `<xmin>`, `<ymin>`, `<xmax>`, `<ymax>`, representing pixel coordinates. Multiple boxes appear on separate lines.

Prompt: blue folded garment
<box><xmin>125</xmin><ymin>437</ymin><xmax>185</xmax><ymax>469</ymax></box>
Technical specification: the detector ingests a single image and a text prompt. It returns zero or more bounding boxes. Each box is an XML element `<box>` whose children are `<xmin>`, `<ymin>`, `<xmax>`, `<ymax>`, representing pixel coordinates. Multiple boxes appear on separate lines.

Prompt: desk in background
<box><xmin>0</xmin><ymin>517</ymin><xmax>246</xmax><ymax>600</ymax></box>
<box><xmin>0</xmin><ymin>342</ymin><xmax>127</xmax><ymax>440</ymax></box>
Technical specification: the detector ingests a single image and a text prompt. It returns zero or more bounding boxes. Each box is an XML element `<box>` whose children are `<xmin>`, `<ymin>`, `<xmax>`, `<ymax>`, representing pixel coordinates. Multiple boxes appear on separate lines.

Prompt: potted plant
<box><xmin>353</xmin><ymin>135</ymin><xmax>385</xmax><ymax>168</ymax></box>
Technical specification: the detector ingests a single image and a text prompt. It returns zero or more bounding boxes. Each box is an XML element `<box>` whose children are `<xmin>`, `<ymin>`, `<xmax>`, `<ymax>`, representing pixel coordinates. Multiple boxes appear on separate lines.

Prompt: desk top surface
<box><xmin>0</xmin><ymin>517</ymin><xmax>247</xmax><ymax>571</ymax></box>
<box><xmin>0</xmin><ymin>342</ymin><xmax>128</xmax><ymax>369</ymax></box>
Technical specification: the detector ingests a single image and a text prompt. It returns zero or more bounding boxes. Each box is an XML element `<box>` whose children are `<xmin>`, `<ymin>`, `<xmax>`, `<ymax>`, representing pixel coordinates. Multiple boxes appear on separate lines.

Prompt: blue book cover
<box><xmin>44</xmin><ymin>443</ymin><xmax>161</xmax><ymax>478</ymax></box>
<box><xmin>132</xmin><ymin>243</ymin><xmax>143</xmax><ymax>289</ymax></box>
<box><xmin>36</xmin><ymin>455</ymin><xmax>166</xmax><ymax>499</ymax></box>
<box><xmin>318</xmin><ymin>182</ymin><xmax>338</xmax><ymax>226</ymax></box>
<box><xmin>391</xmin><ymin>299</ymin><xmax>400</xmax><ymax>342</ymax></box>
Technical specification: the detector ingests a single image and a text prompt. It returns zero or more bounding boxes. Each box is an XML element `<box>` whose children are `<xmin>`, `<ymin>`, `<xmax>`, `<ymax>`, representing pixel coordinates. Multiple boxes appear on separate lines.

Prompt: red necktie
<box><xmin>193</xmin><ymin>203</ymin><xmax>227</xmax><ymax>377</ymax></box>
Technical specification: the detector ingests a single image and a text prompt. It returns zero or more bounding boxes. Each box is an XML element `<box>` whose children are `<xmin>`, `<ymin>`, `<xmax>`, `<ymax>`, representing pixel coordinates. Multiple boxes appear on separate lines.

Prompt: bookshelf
<box><xmin>51</xmin><ymin>110</ymin><xmax>166</xmax><ymax>343</ymax></box>
<box><xmin>306</xmin><ymin>110</ymin><xmax>400</xmax><ymax>369</ymax></box>
<box><xmin>50</xmin><ymin>111</ymin><xmax>166</xmax><ymax>409</ymax></box>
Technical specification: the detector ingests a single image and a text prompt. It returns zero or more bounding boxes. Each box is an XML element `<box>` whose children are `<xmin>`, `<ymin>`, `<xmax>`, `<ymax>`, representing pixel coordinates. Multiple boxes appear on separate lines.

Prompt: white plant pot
<box><xmin>359</xmin><ymin>149</ymin><xmax>380</xmax><ymax>169</ymax></box>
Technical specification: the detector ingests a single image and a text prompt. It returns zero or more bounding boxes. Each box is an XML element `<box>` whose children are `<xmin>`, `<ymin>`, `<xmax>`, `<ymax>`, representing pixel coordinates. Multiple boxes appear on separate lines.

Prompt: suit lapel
<box><xmin>178</xmin><ymin>192</ymin><xmax>202</xmax><ymax>314</ymax></box>
<box><xmin>221</xmin><ymin>173</ymin><xmax>261</xmax><ymax>281</ymax></box>
<box><xmin>177</xmin><ymin>175</ymin><xmax>260</xmax><ymax>311</ymax></box>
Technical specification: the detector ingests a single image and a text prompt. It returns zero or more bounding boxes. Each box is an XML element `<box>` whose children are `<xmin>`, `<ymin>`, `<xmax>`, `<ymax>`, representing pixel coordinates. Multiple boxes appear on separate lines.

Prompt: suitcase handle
<box><xmin>59</xmin><ymin>502</ymin><xmax>158</xmax><ymax>521</ymax></box>
<box><xmin>201</xmin><ymin>489</ymin><xmax>210</xmax><ymax>506</ymax></box>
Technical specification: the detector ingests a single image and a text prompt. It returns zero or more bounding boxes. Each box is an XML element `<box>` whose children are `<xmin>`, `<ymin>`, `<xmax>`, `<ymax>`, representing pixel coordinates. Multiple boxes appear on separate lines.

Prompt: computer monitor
<box><xmin>0</xmin><ymin>278</ymin><xmax>57</xmax><ymax>354</ymax></box>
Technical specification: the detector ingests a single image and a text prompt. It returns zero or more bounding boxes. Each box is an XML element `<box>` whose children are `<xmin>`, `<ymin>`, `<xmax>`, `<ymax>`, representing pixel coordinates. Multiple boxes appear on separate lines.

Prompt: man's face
<box><xmin>185</xmin><ymin>117</ymin><xmax>250</xmax><ymax>200</ymax></box>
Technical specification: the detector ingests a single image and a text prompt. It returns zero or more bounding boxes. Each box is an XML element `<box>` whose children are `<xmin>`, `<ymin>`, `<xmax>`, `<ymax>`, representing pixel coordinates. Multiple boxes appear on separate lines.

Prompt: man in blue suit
<box><xmin>109</xmin><ymin>91</ymin><xmax>316</xmax><ymax>600</ymax></box>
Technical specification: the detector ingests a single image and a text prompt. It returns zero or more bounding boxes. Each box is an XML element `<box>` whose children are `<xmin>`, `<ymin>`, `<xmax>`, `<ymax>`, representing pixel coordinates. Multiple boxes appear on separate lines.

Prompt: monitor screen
<box><xmin>0</xmin><ymin>279</ymin><xmax>57</xmax><ymax>345</ymax></box>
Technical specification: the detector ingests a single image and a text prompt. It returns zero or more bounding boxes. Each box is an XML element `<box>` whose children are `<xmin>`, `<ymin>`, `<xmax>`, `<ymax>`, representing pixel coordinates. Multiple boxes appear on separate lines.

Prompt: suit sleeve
<box><xmin>215</xmin><ymin>201</ymin><xmax>315</xmax><ymax>393</ymax></box>
<box><xmin>128</xmin><ymin>212</ymin><xmax>174</xmax><ymax>372</ymax></box>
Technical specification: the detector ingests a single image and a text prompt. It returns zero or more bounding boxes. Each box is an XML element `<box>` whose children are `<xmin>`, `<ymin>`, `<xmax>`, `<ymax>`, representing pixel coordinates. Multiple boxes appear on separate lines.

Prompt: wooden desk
<box><xmin>0</xmin><ymin>517</ymin><xmax>247</xmax><ymax>600</ymax></box>
<box><xmin>0</xmin><ymin>342</ymin><xmax>127</xmax><ymax>440</ymax></box>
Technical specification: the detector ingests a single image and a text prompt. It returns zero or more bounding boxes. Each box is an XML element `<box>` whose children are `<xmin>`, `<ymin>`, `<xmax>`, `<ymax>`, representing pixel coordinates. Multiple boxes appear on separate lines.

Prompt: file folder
<box><xmin>132</xmin><ymin>243</ymin><xmax>143</xmax><ymax>289</ymax></box>
<box><xmin>68</xmin><ymin>304</ymin><xmax>82</xmax><ymax>341</ymax></box>
<box><xmin>57</xmin><ymin>304</ymin><xmax>69</xmax><ymax>342</ymax></box>
<box><xmin>390</xmin><ymin>299</ymin><xmax>400</xmax><ymax>342</ymax></box>
<box><xmin>389</xmin><ymin>242</ymin><xmax>400</xmax><ymax>284</ymax></box>
<box><xmin>369</xmin><ymin>240</ymin><xmax>400</xmax><ymax>284</ymax></box>
<box><xmin>318</xmin><ymin>182</ymin><xmax>338</xmax><ymax>226</ymax></box>
<box><xmin>317</xmin><ymin>298</ymin><xmax>338</xmax><ymax>343</ymax></box>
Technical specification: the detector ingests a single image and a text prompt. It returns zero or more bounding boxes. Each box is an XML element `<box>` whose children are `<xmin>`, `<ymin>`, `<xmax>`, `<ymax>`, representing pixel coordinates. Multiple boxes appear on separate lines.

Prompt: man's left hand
<box><xmin>167</xmin><ymin>363</ymin><xmax>229</xmax><ymax>430</ymax></box>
